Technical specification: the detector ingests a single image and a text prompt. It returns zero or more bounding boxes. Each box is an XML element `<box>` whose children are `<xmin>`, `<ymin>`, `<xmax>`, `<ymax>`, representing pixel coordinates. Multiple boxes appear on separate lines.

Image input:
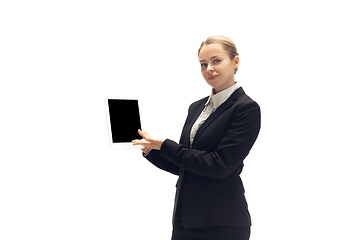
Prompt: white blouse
<box><xmin>189</xmin><ymin>82</ymin><xmax>240</xmax><ymax>147</ymax></box>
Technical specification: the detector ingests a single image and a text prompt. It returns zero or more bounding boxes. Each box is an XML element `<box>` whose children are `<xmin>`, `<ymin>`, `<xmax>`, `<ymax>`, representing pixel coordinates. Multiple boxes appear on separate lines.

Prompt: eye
<box><xmin>214</xmin><ymin>59</ymin><xmax>221</xmax><ymax>63</ymax></box>
<box><xmin>201</xmin><ymin>63</ymin><xmax>207</xmax><ymax>68</ymax></box>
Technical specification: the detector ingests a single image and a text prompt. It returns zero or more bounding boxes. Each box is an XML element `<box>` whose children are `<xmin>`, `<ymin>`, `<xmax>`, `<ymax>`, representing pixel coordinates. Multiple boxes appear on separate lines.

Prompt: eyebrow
<box><xmin>199</xmin><ymin>55</ymin><xmax>221</xmax><ymax>63</ymax></box>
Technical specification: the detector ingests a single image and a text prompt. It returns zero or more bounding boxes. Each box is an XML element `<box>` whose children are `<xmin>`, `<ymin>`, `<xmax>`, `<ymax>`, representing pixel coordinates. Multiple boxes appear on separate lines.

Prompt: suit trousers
<box><xmin>171</xmin><ymin>197</ymin><xmax>250</xmax><ymax>240</ymax></box>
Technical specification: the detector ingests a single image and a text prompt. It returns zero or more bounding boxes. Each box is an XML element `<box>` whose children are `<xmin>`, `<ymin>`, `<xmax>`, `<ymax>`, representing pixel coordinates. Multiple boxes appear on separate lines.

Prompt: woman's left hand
<box><xmin>132</xmin><ymin>129</ymin><xmax>164</xmax><ymax>151</ymax></box>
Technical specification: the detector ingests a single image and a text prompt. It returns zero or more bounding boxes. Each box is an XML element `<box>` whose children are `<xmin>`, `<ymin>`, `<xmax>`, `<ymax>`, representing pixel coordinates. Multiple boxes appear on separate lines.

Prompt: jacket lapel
<box><xmin>191</xmin><ymin>87</ymin><xmax>244</xmax><ymax>148</ymax></box>
<box><xmin>181</xmin><ymin>99</ymin><xmax>207</xmax><ymax>148</ymax></box>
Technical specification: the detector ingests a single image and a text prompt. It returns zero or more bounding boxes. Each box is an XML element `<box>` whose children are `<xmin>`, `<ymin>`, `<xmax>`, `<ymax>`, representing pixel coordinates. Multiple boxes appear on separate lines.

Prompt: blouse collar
<box><xmin>205</xmin><ymin>82</ymin><xmax>240</xmax><ymax>109</ymax></box>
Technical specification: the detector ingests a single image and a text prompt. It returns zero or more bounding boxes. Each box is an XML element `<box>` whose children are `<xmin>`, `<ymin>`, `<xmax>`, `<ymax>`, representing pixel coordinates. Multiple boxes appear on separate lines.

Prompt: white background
<box><xmin>1</xmin><ymin>0</ymin><xmax>359</xmax><ymax>239</ymax></box>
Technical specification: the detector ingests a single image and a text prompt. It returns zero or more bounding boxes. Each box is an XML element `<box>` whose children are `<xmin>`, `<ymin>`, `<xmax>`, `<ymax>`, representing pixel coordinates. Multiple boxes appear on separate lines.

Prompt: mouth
<box><xmin>208</xmin><ymin>75</ymin><xmax>218</xmax><ymax>81</ymax></box>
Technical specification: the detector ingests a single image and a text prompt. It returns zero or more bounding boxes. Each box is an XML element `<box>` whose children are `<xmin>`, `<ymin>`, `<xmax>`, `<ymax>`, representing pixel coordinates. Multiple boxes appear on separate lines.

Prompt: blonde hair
<box><xmin>198</xmin><ymin>35</ymin><xmax>239</xmax><ymax>74</ymax></box>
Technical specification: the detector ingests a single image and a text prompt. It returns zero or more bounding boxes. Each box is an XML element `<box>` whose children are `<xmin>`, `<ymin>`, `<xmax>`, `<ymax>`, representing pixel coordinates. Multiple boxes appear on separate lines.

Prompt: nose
<box><xmin>207</xmin><ymin>64</ymin><xmax>214</xmax><ymax>72</ymax></box>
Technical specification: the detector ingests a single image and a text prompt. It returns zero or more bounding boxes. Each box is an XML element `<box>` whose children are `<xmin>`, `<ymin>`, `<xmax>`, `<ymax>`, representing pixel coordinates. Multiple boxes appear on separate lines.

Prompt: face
<box><xmin>198</xmin><ymin>43</ymin><xmax>239</xmax><ymax>93</ymax></box>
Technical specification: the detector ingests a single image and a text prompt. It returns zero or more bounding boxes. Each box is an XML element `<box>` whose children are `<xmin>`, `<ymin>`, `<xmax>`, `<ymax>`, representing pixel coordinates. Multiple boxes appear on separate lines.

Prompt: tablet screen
<box><xmin>107</xmin><ymin>99</ymin><xmax>141</xmax><ymax>143</ymax></box>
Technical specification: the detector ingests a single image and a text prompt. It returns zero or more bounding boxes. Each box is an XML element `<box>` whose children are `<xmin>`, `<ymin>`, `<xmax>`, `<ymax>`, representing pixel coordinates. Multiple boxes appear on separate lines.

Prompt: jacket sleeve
<box><xmin>144</xmin><ymin>149</ymin><xmax>180</xmax><ymax>176</ymax></box>
<box><xmin>158</xmin><ymin>101</ymin><xmax>261</xmax><ymax>180</ymax></box>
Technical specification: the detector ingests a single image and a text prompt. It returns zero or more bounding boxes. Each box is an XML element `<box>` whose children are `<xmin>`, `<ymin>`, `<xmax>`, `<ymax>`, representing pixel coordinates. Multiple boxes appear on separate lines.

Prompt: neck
<box><xmin>213</xmin><ymin>81</ymin><xmax>236</xmax><ymax>94</ymax></box>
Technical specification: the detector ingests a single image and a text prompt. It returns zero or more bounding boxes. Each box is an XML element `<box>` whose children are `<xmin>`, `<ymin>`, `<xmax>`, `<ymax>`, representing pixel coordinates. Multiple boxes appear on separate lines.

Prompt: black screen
<box><xmin>108</xmin><ymin>99</ymin><xmax>141</xmax><ymax>143</ymax></box>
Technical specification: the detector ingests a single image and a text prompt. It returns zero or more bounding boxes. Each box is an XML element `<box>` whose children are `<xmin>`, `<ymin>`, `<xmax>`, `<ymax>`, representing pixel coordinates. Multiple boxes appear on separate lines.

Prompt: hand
<box><xmin>132</xmin><ymin>130</ymin><xmax>164</xmax><ymax>155</ymax></box>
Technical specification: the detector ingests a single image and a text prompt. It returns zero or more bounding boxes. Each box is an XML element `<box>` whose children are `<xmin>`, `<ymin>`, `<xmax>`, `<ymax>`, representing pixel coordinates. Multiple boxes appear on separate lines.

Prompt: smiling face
<box><xmin>198</xmin><ymin>43</ymin><xmax>239</xmax><ymax>93</ymax></box>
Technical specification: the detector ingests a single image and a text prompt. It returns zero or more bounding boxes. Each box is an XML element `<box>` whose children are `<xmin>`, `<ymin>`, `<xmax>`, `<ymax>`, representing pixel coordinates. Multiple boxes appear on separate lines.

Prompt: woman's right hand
<box><xmin>132</xmin><ymin>130</ymin><xmax>153</xmax><ymax>155</ymax></box>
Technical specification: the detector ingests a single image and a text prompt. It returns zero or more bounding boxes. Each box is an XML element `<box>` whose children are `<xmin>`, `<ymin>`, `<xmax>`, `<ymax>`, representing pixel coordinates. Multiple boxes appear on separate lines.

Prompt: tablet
<box><xmin>104</xmin><ymin>97</ymin><xmax>145</xmax><ymax>149</ymax></box>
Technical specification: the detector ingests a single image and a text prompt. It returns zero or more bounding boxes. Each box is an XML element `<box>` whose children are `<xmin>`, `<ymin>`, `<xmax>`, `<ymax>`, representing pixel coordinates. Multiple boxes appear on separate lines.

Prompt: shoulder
<box><xmin>231</xmin><ymin>88</ymin><xmax>261</xmax><ymax>122</ymax></box>
<box><xmin>233</xmin><ymin>87</ymin><xmax>260</xmax><ymax>109</ymax></box>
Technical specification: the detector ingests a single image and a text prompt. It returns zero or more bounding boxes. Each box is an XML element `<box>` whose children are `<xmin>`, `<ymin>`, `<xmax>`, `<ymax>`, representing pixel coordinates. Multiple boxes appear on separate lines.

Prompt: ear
<box><xmin>233</xmin><ymin>56</ymin><xmax>240</xmax><ymax>69</ymax></box>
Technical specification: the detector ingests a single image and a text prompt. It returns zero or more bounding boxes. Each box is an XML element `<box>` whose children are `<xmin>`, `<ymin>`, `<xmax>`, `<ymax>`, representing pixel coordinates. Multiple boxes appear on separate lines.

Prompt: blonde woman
<box><xmin>133</xmin><ymin>35</ymin><xmax>261</xmax><ymax>240</ymax></box>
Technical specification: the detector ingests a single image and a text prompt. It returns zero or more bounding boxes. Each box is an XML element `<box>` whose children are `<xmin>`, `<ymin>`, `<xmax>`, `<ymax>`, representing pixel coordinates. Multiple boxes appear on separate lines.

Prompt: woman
<box><xmin>132</xmin><ymin>35</ymin><xmax>261</xmax><ymax>240</ymax></box>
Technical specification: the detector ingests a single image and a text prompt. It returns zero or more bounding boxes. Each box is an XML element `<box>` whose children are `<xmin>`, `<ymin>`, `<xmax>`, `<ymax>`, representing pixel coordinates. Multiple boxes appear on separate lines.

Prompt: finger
<box><xmin>140</xmin><ymin>131</ymin><xmax>153</xmax><ymax>142</ymax></box>
<box><xmin>140</xmin><ymin>130</ymin><xmax>152</xmax><ymax>139</ymax></box>
<box><xmin>132</xmin><ymin>139</ymin><xmax>152</xmax><ymax>146</ymax></box>
<box><xmin>138</xmin><ymin>129</ymin><xmax>151</xmax><ymax>140</ymax></box>
<box><xmin>137</xmin><ymin>129</ymin><xmax>145</xmax><ymax>138</ymax></box>
<box><xmin>132</xmin><ymin>139</ymin><xmax>145</xmax><ymax>145</ymax></box>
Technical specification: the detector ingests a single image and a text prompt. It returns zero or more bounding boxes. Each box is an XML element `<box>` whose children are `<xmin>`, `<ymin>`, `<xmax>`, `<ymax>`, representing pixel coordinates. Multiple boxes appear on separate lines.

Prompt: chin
<box><xmin>207</xmin><ymin>83</ymin><xmax>217</xmax><ymax>89</ymax></box>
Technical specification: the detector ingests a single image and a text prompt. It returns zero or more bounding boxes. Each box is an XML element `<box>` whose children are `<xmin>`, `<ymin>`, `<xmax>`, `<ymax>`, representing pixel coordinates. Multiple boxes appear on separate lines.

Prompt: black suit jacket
<box><xmin>145</xmin><ymin>87</ymin><xmax>261</xmax><ymax>228</ymax></box>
